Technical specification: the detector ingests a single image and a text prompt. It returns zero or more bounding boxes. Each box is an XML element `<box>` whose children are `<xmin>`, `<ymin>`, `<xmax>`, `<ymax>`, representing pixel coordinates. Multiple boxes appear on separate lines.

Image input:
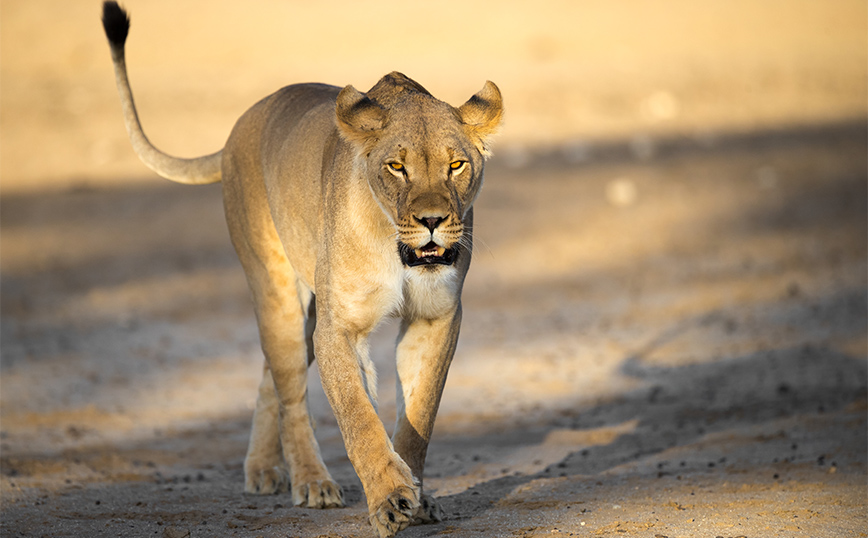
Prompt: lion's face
<box><xmin>335</xmin><ymin>75</ymin><xmax>502</xmax><ymax>269</ymax></box>
<box><xmin>366</xmin><ymin>100</ymin><xmax>484</xmax><ymax>267</ymax></box>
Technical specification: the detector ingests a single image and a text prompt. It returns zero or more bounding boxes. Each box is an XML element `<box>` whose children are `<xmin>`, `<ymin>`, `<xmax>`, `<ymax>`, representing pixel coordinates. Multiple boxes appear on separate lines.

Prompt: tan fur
<box><xmin>103</xmin><ymin>6</ymin><xmax>501</xmax><ymax>537</ymax></box>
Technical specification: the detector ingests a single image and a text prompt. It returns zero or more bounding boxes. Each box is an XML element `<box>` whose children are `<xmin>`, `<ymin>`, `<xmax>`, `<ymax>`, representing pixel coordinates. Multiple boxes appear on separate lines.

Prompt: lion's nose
<box><xmin>416</xmin><ymin>216</ymin><xmax>445</xmax><ymax>232</ymax></box>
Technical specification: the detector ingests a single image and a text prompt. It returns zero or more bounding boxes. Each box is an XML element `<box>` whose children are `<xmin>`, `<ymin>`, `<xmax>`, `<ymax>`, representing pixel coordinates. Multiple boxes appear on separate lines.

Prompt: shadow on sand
<box><xmin>1</xmin><ymin>118</ymin><xmax>865</xmax><ymax>536</ymax></box>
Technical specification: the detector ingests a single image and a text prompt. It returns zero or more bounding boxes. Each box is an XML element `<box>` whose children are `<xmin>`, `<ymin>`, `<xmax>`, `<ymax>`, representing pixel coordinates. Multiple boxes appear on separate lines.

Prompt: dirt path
<box><xmin>2</xmin><ymin>124</ymin><xmax>865</xmax><ymax>537</ymax></box>
<box><xmin>1</xmin><ymin>1</ymin><xmax>866</xmax><ymax>537</ymax></box>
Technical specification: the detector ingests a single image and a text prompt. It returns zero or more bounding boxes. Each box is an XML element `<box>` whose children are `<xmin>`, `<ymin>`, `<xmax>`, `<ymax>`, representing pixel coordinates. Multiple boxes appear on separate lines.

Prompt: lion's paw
<box><xmin>369</xmin><ymin>486</ymin><xmax>420</xmax><ymax>538</ymax></box>
<box><xmin>244</xmin><ymin>465</ymin><xmax>290</xmax><ymax>495</ymax></box>
<box><xmin>413</xmin><ymin>493</ymin><xmax>444</xmax><ymax>524</ymax></box>
<box><xmin>292</xmin><ymin>478</ymin><xmax>344</xmax><ymax>509</ymax></box>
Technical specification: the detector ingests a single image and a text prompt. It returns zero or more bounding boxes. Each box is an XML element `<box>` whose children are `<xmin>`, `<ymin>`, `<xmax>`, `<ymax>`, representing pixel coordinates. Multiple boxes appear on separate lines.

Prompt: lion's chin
<box><xmin>398</xmin><ymin>241</ymin><xmax>457</xmax><ymax>267</ymax></box>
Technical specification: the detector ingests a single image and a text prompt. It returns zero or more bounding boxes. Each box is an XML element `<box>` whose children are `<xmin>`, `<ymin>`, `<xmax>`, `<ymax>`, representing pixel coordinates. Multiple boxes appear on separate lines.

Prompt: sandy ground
<box><xmin>1</xmin><ymin>1</ymin><xmax>867</xmax><ymax>537</ymax></box>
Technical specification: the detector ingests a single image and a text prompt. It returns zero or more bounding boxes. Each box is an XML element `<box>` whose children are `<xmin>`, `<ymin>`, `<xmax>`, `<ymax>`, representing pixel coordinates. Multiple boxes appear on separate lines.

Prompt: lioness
<box><xmin>101</xmin><ymin>3</ymin><xmax>502</xmax><ymax>536</ymax></box>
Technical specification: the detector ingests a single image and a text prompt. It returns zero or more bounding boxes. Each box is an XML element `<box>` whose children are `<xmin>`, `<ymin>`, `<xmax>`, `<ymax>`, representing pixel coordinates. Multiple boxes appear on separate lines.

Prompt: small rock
<box><xmin>162</xmin><ymin>527</ymin><xmax>191</xmax><ymax>538</ymax></box>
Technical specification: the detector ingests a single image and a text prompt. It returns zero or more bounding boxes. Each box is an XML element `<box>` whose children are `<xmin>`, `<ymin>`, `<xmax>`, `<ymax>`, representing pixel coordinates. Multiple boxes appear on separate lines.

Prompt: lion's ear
<box><xmin>336</xmin><ymin>85</ymin><xmax>388</xmax><ymax>144</ymax></box>
<box><xmin>458</xmin><ymin>81</ymin><xmax>503</xmax><ymax>157</ymax></box>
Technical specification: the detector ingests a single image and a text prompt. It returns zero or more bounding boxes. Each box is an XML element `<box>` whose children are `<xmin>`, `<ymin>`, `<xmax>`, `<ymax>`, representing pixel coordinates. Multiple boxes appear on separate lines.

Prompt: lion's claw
<box><xmin>369</xmin><ymin>486</ymin><xmax>420</xmax><ymax>538</ymax></box>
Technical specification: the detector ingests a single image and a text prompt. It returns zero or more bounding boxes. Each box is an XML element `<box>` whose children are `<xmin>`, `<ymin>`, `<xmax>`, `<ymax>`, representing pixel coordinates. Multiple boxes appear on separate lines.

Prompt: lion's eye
<box><xmin>449</xmin><ymin>161</ymin><xmax>466</xmax><ymax>172</ymax></box>
<box><xmin>388</xmin><ymin>162</ymin><xmax>405</xmax><ymax>173</ymax></box>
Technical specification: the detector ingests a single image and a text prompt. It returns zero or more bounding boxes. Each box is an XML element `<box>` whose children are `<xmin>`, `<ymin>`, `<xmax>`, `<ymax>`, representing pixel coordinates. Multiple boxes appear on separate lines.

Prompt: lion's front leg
<box><xmin>391</xmin><ymin>306</ymin><xmax>462</xmax><ymax>525</ymax></box>
<box><xmin>314</xmin><ymin>320</ymin><xmax>422</xmax><ymax>538</ymax></box>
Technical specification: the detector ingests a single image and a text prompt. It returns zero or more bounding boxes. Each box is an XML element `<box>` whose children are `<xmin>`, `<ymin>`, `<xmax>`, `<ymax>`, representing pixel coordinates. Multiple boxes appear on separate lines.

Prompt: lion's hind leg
<box><xmin>246</xmin><ymin>275</ymin><xmax>342</xmax><ymax>508</ymax></box>
<box><xmin>236</xmin><ymin>246</ymin><xmax>342</xmax><ymax>507</ymax></box>
<box><xmin>244</xmin><ymin>361</ymin><xmax>290</xmax><ymax>494</ymax></box>
<box><xmin>223</xmin><ymin>161</ymin><xmax>342</xmax><ymax>508</ymax></box>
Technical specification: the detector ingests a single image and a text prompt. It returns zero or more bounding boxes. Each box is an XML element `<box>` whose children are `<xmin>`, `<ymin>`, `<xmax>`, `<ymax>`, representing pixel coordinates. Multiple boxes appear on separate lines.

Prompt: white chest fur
<box><xmin>401</xmin><ymin>266</ymin><xmax>460</xmax><ymax>321</ymax></box>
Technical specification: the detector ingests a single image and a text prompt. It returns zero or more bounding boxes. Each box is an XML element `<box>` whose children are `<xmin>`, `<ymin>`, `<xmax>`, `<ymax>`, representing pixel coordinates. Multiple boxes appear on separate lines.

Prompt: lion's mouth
<box><xmin>398</xmin><ymin>241</ymin><xmax>457</xmax><ymax>267</ymax></box>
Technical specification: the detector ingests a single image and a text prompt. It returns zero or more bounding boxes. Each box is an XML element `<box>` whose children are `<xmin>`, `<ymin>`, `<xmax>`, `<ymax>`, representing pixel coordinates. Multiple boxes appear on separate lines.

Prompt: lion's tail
<box><xmin>101</xmin><ymin>1</ymin><xmax>222</xmax><ymax>185</ymax></box>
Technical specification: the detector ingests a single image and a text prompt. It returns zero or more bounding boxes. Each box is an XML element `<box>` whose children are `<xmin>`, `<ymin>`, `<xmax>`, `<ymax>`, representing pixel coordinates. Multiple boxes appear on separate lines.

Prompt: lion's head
<box><xmin>335</xmin><ymin>72</ymin><xmax>502</xmax><ymax>268</ymax></box>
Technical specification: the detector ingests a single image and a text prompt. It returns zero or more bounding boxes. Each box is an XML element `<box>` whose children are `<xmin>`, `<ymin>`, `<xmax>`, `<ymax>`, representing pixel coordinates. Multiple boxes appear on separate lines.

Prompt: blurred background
<box><xmin>1</xmin><ymin>1</ymin><xmax>866</xmax><ymax>536</ymax></box>
<box><xmin>0</xmin><ymin>0</ymin><xmax>864</xmax><ymax>191</ymax></box>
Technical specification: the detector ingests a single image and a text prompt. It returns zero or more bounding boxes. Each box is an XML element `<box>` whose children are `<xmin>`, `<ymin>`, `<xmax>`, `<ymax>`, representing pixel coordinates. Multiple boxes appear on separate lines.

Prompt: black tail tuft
<box><xmin>102</xmin><ymin>1</ymin><xmax>130</xmax><ymax>48</ymax></box>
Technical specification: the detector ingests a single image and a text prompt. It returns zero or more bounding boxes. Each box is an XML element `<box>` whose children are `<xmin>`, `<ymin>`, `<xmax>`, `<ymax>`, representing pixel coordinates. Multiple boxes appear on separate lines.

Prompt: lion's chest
<box><xmin>329</xmin><ymin>263</ymin><xmax>459</xmax><ymax>329</ymax></box>
<box><xmin>401</xmin><ymin>267</ymin><xmax>460</xmax><ymax>320</ymax></box>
